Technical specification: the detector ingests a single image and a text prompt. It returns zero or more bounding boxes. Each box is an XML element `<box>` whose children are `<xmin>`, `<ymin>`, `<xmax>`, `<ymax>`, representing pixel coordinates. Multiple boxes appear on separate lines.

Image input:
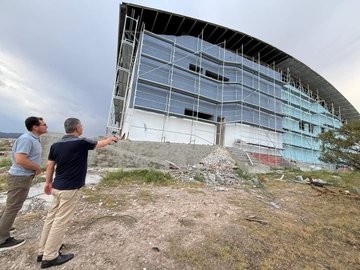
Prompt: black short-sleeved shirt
<box><xmin>48</xmin><ymin>135</ymin><xmax>97</xmax><ymax>190</ymax></box>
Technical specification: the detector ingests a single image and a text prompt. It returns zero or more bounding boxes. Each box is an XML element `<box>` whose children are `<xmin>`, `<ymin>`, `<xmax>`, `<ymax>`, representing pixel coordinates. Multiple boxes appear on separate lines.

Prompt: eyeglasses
<box><xmin>39</xmin><ymin>123</ymin><xmax>47</xmax><ymax>127</ymax></box>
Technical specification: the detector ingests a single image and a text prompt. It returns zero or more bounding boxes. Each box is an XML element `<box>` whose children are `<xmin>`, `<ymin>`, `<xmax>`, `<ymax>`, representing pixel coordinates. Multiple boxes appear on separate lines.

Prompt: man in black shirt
<box><xmin>38</xmin><ymin>118</ymin><xmax>120</xmax><ymax>268</ymax></box>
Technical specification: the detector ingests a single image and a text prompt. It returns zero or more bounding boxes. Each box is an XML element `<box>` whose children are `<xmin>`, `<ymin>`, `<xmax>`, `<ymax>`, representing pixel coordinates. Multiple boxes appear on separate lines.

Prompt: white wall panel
<box><xmin>124</xmin><ymin>109</ymin><xmax>216</xmax><ymax>145</ymax></box>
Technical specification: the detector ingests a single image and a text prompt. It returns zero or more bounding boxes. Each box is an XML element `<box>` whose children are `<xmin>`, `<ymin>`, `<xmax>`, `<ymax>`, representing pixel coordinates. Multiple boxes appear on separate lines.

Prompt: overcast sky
<box><xmin>0</xmin><ymin>0</ymin><xmax>359</xmax><ymax>137</ymax></box>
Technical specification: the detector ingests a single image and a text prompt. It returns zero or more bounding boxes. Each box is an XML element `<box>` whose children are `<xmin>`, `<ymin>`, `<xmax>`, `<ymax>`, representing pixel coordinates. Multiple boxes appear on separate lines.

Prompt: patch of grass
<box><xmin>0</xmin><ymin>157</ymin><xmax>11</xmax><ymax>168</ymax></box>
<box><xmin>282</xmin><ymin>166</ymin><xmax>303</xmax><ymax>173</ymax></box>
<box><xmin>243</xmin><ymin>198</ymin><xmax>359</xmax><ymax>268</ymax></box>
<box><xmin>100</xmin><ymin>169</ymin><xmax>174</xmax><ymax>187</ymax></box>
<box><xmin>234</xmin><ymin>167</ymin><xmax>251</xmax><ymax>180</ymax></box>
<box><xmin>193</xmin><ymin>173</ymin><xmax>205</xmax><ymax>182</ymax></box>
<box><xmin>168</xmin><ymin>178</ymin><xmax>360</xmax><ymax>269</ymax></box>
<box><xmin>168</xmin><ymin>180</ymin><xmax>360</xmax><ymax>269</ymax></box>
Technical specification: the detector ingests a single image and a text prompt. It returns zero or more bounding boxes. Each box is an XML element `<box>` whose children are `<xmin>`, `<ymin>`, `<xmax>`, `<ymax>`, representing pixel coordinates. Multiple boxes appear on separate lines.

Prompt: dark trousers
<box><xmin>0</xmin><ymin>174</ymin><xmax>33</xmax><ymax>244</ymax></box>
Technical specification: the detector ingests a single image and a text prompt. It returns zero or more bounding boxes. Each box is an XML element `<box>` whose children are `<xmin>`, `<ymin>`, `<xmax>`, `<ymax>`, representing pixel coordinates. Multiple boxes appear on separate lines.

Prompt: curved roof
<box><xmin>119</xmin><ymin>2</ymin><xmax>360</xmax><ymax>121</ymax></box>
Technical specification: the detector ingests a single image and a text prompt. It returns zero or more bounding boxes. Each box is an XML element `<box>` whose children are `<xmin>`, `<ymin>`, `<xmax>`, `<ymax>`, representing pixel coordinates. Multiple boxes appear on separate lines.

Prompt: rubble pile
<box><xmin>169</xmin><ymin>147</ymin><xmax>244</xmax><ymax>186</ymax></box>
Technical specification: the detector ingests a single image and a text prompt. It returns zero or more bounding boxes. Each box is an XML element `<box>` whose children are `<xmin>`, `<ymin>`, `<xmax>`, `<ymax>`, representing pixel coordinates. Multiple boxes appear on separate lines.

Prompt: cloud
<box><xmin>0</xmin><ymin>0</ymin><xmax>359</xmax><ymax>137</ymax></box>
<box><xmin>0</xmin><ymin>50</ymin><xmax>107</xmax><ymax>136</ymax></box>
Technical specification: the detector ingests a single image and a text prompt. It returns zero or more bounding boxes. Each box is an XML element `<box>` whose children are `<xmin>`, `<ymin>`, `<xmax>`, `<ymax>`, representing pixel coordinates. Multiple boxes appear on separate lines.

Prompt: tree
<box><xmin>318</xmin><ymin>120</ymin><xmax>360</xmax><ymax>170</ymax></box>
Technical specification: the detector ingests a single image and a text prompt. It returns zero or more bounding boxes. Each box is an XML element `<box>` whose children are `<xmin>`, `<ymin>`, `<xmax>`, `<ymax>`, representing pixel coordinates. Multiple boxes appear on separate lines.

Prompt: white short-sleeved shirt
<box><xmin>9</xmin><ymin>131</ymin><xmax>42</xmax><ymax>176</ymax></box>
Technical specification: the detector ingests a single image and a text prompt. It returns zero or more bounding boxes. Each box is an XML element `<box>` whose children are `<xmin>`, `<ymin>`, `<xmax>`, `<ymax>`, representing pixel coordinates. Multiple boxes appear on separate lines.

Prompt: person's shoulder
<box><xmin>80</xmin><ymin>137</ymin><xmax>97</xmax><ymax>147</ymax></box>
<box><xmin>79</xmin><ymin>137</ymin><xmax>97</xmax><ymax>150</ymax></box>
<box><xmin>82</xmin><ymin>137</ymin><xmax>97</xmax><ymax>143</ymax></box>
<box><xmin>16</xmin><ymin>132</ymin><xmax>33</xmax><ymax>143</ymax></box>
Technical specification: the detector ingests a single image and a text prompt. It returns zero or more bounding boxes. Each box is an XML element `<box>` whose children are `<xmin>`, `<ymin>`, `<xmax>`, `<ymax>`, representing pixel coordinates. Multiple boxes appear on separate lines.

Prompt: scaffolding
<box><xmin>108</xmin><ymin>16</ymin><xmax>343</xmax><ymax>165</ymax></box>
<box><xmin>106</xmin><ymin>15</ymin><xmax>139</xmax><ymax>134</ymax></box>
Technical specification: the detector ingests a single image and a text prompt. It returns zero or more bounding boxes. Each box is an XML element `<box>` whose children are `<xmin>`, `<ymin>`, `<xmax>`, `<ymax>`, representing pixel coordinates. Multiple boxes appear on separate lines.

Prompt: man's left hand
<box><xmin>44</xmin><ymin>182</ymin><xmax>52</xmax><ymax>195</ymax></box>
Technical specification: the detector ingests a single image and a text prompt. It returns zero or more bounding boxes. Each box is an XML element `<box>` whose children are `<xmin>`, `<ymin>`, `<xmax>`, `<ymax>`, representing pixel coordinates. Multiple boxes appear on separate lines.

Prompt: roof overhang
<box><xmin>119</xmin><ymin>2</ymin><xmax>360</xmax><ymax>121</ymax></box>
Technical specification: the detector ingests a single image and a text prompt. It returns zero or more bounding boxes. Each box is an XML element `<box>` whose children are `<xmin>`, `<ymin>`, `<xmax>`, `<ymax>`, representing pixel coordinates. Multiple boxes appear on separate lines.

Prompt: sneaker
<box><xmin>41</xmin><ymin>253</ymin><xmax>74</xmax><ymax>268</ymax></box>
<box><xmin>0</xmin><ymin>237</ymin><xmax>26</xmax><ymax>251</ymax></box>
<box><xmin>37</xmin><ymin>244</ymin><xmax>66</xmax><ymax>262</ymax></box>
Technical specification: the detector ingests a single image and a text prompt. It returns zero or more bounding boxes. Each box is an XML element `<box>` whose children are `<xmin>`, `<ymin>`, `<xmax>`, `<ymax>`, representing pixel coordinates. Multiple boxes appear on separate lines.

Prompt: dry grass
<box><xmin>94</xmin><ymin>169</ymin><xmax>359</xmax><ymax>269</ymax></box>
<box><xmin>166</xmin><ymin>180</ymin><xmax>360</xmax><ymax>270</ymax></box>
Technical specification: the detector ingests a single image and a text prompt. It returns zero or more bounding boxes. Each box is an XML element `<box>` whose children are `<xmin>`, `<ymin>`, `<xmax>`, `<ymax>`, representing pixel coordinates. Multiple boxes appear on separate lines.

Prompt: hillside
<box><xmin>0</xmin><ymin>132</ymin><xmax>21</xmax><ymax>139</ymax></box>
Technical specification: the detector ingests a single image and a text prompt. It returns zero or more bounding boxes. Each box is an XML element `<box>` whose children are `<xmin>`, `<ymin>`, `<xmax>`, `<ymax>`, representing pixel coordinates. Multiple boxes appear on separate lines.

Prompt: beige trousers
<box><xmin>38</xmin><ymin>188</ymin><xmax>81</xmax><ymax>260</ymax></box>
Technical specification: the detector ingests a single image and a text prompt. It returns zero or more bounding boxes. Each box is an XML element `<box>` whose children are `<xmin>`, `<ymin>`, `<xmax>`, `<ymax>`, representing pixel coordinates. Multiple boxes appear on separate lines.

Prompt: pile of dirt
<box><xmin>169</xmin><ymin>147</ymin><xmax>244</xmax><ymax>186</ymax></box>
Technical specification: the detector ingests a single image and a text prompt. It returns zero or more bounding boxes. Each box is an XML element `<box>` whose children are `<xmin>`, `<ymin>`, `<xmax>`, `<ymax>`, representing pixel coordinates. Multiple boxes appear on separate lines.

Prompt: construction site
<box><xmin>106</xmin><ymin>3</ymin><xmax>359</xmax><ymax>167</ymax></box>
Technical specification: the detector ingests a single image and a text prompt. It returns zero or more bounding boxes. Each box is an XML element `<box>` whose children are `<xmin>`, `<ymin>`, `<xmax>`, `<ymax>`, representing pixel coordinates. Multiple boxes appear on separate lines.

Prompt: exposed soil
<box><xmin>1</xmin><ymin>172</ymin><xmax>359</xmax><ymax>270</ymax></box>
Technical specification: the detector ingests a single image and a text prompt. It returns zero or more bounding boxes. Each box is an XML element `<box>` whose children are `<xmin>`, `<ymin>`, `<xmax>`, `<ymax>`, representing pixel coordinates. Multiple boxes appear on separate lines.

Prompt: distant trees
<box><xmin>318</xmin><ymin>120</ymin><xmax>360</xmax><ymax>170</ymax></box>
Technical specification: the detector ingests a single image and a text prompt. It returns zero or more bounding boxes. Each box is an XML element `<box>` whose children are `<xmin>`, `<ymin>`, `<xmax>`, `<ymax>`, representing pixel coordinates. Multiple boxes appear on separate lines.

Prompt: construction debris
<box><xmin>169</xmin><ymin>148</ymin><xmax>244</xmax><ymax>186</ymax></box>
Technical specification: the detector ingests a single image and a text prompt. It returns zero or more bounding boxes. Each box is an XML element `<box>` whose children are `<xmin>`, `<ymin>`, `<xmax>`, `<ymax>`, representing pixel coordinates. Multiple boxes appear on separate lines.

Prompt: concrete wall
<box><xmin>39</xmin><ymin>132</ymin><xmax>63</xmax><ymax>166</ymax></box>
<box><xmin>88</xmin><ymin>140</ymin><xmax>217</xmax><ymax>168</ymax></box>
<box><xmin>40</xmin><ymin>133</ymin><xmax>217</xmax><ymax>168</ymax></box>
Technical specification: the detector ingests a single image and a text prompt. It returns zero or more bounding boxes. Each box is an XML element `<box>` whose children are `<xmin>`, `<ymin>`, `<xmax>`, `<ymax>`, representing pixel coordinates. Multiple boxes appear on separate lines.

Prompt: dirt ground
<box><xmin>0</xmin><ymin>171</ymin><xmax>359</xmax><ymax>270</ymax></box>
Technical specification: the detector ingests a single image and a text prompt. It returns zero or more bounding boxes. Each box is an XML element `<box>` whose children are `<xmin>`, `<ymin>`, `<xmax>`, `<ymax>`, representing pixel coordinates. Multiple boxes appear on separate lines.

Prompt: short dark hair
<box><xmin>25</xmin><ymin>116</ymin><xmax>43</xmax><ymax>131</ymax></box>
<box><xmin>64</xmin><ymin>118</ymin><xmax>80</xmax><ymax>133</ymax></box>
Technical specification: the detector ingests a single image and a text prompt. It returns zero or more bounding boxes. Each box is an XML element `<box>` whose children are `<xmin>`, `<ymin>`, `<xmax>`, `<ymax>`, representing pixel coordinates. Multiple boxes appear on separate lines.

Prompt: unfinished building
<box><xmin>107</xmin><ymin>3</ymin><xmax>360</xmax><ymax>165</ymax></box>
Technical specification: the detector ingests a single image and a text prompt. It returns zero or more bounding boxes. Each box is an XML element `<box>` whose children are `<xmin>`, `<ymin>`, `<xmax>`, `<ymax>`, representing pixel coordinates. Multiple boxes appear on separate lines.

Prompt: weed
<box><xmin>234</xmin><ymin>167</ymin><xmax>251</xmax><ymax>180</ymax></box>
<box><xmin>193</xmin><ymin>173</ymin><xmax>205</xmax><ymax>182</ymax></box>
